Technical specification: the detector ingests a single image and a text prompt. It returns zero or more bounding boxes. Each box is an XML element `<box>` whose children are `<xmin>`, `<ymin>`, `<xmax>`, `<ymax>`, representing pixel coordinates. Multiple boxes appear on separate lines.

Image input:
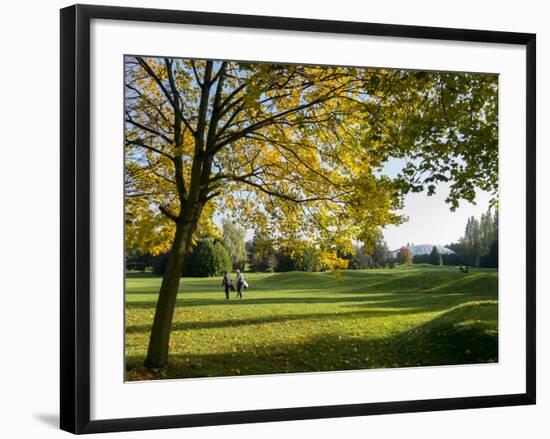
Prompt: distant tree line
<box><xmin>409</xmin><ymin>249</ymin><xmax>463</xmax><ymax>266</ymax></box>
<box><xmin>245</xmin><ymin>230</ymin><xmax>391</xmax><ymax>273</ymax></box>
<box><xmin>126</xmin><ymin>223</ymin><xmax>395</xmax><ymax>276</ymax></box>
<box><xmin>457</xmin><ymin>208</ymin><xmax>498</xmax><ymax>267</ymax></box>
<box><xmin>432</xmin><ymin>209</ymin><xmax>498</xmax><ymax>268</ymax></box>
<box><xmin>126</xmin><ymin>209</ymin><xmax>498</xmax><ymax>276</ymax></box>
<box><xmin>128</xmin><ymin>220</ymin><xmax>245</xmax><ymax>277</ymax></box>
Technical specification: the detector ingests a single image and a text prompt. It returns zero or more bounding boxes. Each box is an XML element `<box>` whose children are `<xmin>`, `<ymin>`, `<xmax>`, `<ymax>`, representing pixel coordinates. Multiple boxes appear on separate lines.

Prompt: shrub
<box><xmin>151</xmin><ymin>252</ymin><xmax>169</xmax><ymax>275</ymax></box>
<box><xmin>182</xmin><ymin>238</ymin><xmax>232</xmax><ymax>277</ymax></box>
<box><xmin>125</xmin><ymin>249</ymin><xmax>153</xmax><ymax>271</ymax></box>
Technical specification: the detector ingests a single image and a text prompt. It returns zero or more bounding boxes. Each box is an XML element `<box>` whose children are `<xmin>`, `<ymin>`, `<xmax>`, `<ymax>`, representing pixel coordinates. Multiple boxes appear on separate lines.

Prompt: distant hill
<box><xmin>390</xmin><ymin>244</ymin><xmax>455</xmax><ymax>259</ymax></box>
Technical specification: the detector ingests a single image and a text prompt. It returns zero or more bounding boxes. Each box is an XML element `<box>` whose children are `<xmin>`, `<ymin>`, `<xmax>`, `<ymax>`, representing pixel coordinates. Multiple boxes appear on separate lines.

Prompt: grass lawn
<box><xmin>125</xmin><ymin>264</ymin><xmax>498</xmax><ymax>381</ymax></box>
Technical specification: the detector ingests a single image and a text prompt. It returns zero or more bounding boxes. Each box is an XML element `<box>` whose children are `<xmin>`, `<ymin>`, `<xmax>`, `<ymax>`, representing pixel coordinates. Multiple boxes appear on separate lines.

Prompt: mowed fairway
<box><xmin>125</xmin><ymin>265</ymin><xmax>498</xmax><ymax>380</ymax></box>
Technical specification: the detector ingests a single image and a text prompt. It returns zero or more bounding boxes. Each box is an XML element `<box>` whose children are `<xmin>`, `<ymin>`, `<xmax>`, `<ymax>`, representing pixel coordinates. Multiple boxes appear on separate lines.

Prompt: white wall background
<box><xmin>0</xmin><ymin>0</ymin><xmax>546</xmax><ymax>437</ymax></box>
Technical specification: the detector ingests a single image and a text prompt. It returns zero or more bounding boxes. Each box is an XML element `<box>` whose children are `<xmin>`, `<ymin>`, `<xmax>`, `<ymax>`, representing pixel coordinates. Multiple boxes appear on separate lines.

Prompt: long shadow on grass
<box><xmin>126</xmin><ymin>291</ymin><xmax>485</xmax><ymax>311</ymax></box>
<box><xmin>126</xmin><ymin>292</ymin><xmax>492</xmax><ymax>335</ymax></box>
<box><xmin>125</xmin><ymin>301</ymin><xmax>498</xmax><ymax>380</ymax></box>
<box><xmin>127</xmin><ymin>306</ymin><xmax>436</xmax><ymax>334</ymax></box>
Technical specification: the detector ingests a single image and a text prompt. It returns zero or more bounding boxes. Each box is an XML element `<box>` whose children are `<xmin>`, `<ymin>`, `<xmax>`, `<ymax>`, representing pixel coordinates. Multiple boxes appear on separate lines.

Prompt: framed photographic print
<box><xmin>60</xmin><ymin>4</ymin><xmax>536</xmax><ymax>434</ymax></box>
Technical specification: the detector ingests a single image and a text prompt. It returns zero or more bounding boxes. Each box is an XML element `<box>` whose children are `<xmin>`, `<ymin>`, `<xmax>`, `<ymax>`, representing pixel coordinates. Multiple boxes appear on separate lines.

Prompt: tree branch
<box><xmin>206</xmin><ymin>62</ymin><xmax>227</xmax><ymax>149</ymax></box>
<box><xmin>190</xmin><ymin>60</ymin><xmax>203</xmax><ymax>88</ymax></box>
<box><xmin>158</xmin><ymin>204</ymin><xmax>179</xmax><ymax>222</ymax></box>
<box><xmin>126</xmin><ymin>139</ymin><xmax>174</xmax><ymax>160</ymax></box>
<box><xmin>211</xmin><ymin>96</ymin><xmax>329</xmax><ymax>155</ymax></box>
<box><xmin>126</xmin><ymin>113</ymin><xmax>173</xmax><ymax>145</ymax></box>
<box><xmin>135</xmin><ymin>56</ymin><xmax>197</xmax><ymax>137</ymax></box>
<box><xmin>218</xmin><ymin>174</ymin><xmax>345</xmax><ymax>204</ymax></box>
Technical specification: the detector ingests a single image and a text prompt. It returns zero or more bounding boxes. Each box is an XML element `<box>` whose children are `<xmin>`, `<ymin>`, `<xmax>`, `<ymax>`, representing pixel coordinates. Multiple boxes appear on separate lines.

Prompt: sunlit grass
<box><xmin>125</xmin><ymin>264</ymin><xmax>498</xmax><ymax>380</ymax></box>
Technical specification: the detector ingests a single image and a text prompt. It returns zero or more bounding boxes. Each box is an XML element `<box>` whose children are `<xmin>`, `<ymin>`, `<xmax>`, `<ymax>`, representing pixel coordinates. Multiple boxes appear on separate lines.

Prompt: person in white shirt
<box><xmin>235</xmin><ymin>269</ymin><xmax>245</xmax><ymax>299</ymax></box>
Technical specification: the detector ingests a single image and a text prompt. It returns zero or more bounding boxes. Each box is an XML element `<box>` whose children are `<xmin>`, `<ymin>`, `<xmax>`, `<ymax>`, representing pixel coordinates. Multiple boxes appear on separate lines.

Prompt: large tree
<box><xmin>221</xmin><ymin>219</ymin><xmax>247</xmax><ymax>270</ymax></box>
<box><xmin>398</xmin><ymin>246</ymin><xmax>413</xmax><ymax>265</ymax></box>
<box><xmin>479</xmin><ymin>208</ymin><xmax>498</xmax><ymax>256</ymax></box>
<box><xmin>461</xmin><ymin>216</ymin><xmax>481</xmax><ymax>265</ymax></box>
<box><xmin>430</xmin><ymin>246</ymin><xmax>443</xmax><ymax>266</ymax></box>
<box><xmin>248</xmin><ymin>230</ymin><xmax>278</xmax><ymax>272</ymax></box>
<box><xmin>371</xmin><ymin>232</ymin><xmax>390</xmax><ymax>268</ymax></box>
<box><xmin>460</xmin><ymin>208</ymin><xmax>498</xmax><ymax>267</ymax></box>
<box><xmin>349</xmin><ymin>244</ymin><xmax>373</xmax><ymax>270</ymax></box>
<box><xmin>124</xmin><ymin>57</ymin><xmax>498</xmax><ymax>368</ymax></box>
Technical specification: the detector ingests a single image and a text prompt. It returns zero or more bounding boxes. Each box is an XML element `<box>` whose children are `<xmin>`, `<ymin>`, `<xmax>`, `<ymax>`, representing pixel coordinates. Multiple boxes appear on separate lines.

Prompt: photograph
<box><xmin>123</xmin><ymin>55</ymin><xmax>499</xmax><ymax>381</ymax></box>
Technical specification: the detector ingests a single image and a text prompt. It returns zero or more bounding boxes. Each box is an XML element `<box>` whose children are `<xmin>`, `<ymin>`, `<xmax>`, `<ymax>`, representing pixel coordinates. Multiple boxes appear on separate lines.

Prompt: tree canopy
<box><xmin>125</xmin><ymin>57</ymin><xmax>498</xmax><ymax>269</ymax></box>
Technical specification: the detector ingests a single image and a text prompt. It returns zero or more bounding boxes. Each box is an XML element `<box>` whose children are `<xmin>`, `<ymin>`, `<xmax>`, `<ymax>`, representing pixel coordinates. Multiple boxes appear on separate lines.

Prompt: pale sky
<box><xmin>382</xmin><ymin>185</ymin><xmax>492</xmax><ymax>250</ymax></box>
<box><xmin>380</xmin><ymin>158</ymin><xmax>493</xmax><ymax>250</ymax></box>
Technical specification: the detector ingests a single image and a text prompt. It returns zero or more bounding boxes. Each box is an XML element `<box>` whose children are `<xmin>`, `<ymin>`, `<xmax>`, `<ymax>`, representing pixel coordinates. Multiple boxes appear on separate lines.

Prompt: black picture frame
<box><xmin>60</xmin><ymin>4</ymin><xmax>536</xmax><ymax>434</ymax></box>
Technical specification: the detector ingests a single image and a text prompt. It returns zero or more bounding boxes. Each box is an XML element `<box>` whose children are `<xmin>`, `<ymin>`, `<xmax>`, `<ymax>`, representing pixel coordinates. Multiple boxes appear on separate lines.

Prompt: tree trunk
<box><xmin>143</xmin><ymin>62</ymin><xmax>214</xmax><ymax>369</ymax></box>
<box><xmin>144</xmin><ymin>219</ymin><xmax>194</xmax><ymax>368</ymax></box>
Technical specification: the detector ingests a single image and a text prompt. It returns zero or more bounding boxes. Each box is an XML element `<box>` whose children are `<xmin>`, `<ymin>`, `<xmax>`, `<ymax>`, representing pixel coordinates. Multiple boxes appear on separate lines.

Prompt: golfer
<box><xmin>221</xmin><ymin>271</ymin><xmax>232</xmax><ymax>300</ymax></box>
<box><xmin>236</xmin><ymin>269</ymin><xmax>246</xmax><ymax>299</ymax></box>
